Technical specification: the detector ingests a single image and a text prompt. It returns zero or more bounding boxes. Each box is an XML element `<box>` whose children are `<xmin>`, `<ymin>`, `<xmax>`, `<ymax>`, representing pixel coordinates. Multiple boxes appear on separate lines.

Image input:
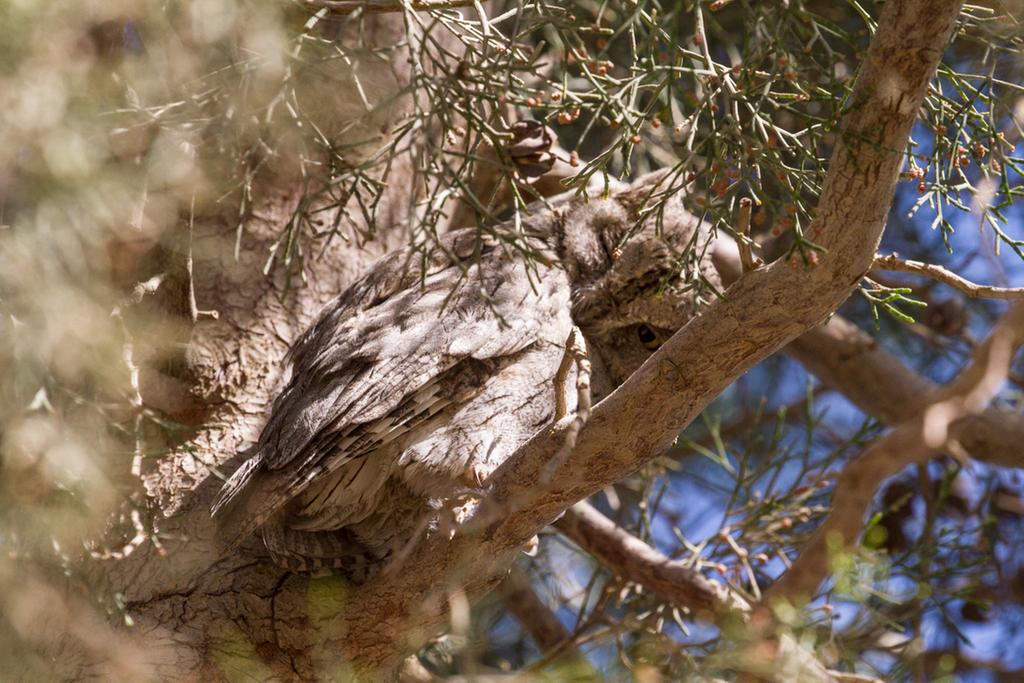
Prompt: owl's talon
<box><xmin>522</xmin><ymin>534</ymin><xmax>539</xmax><ymax>557</ymax></box>
<box><xmin>541</xmin><ymin>329</ymin><xmax>592</xmax><ymax>483</ymax></box>
<box><xmin>461</xmin><ymin>463</ymin><xmax>493</xmax><ymax>489</ymax></box>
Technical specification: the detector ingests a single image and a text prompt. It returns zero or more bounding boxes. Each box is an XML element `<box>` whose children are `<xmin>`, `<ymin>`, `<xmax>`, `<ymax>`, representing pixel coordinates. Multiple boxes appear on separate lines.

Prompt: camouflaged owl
<box><xmin>212</xmin><ymin>184</ymin><xmax>721</xmax><ymax>581</ymax></box>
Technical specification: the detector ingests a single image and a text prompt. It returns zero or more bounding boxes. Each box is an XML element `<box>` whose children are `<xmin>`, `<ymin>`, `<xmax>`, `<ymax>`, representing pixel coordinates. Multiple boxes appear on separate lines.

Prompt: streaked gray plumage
<box><xmin>212</xmin><ymin>189</ymin><xmax>720</xmax><ymax>580</ymax></box>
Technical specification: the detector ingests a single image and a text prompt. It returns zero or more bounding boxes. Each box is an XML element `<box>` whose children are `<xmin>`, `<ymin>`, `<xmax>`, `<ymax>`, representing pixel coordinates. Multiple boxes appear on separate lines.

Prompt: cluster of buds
<box><xmin>526</xmin><ymin>91</ymin><xmax>569</xmax><ymax>109</ymax></box>
<box><xmin>904</xmin><ymin>157</ymin><xmax>928</xmax><ymax>193</ymax></box>
<box><xmin>951</xmin><ymin>144</ymin><xmax>971</xmax><ymax>169</ymax></box>
<box><xmin>771</xmin><ymin>217</ymin><xmax>793</xmax><ymax>237</ymax></box>
<box><xmin>905</xmin><ymin>159</ymin><xmax>925</xmax><ymax>180</ymax></box>
<box><xmin>556</xmin><ymin>109</ymin><xmax>581</xmax><ymax>125</ymax></box>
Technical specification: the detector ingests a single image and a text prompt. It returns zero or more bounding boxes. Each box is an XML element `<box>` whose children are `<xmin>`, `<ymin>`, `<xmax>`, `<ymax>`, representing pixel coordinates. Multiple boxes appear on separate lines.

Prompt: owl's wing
<box><xmin>212</xmin><ymin>229</ymin><xmax>568</xmax><ymax>540</ymax></box>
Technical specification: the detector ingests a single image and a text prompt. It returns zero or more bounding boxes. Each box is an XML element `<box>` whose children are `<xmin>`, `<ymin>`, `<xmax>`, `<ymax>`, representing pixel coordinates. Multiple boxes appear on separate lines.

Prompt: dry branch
<box><xmin>874</xmin><ymin>253</ymin><xmax>1024</xmax><ymax>300</ymax></box>
<box><xmin>787</xmin><ymin>316</ymin><xmax>1024</xmax><ymax>468</ymax></box>
<box><xmin>497</xmin><ymin>567</ymin><xmax>594</xmax><ymax>673</ymax></box>
<box><xmin>555</xmin><ymin>502</ymin><xmax>749</xmax><ymax>617</ymax></box>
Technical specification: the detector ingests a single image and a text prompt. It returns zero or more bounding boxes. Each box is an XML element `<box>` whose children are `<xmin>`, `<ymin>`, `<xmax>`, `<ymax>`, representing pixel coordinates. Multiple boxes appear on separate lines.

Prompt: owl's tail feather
<box><xmin>211</xmin><ymin>458</ymin><xmax>297</xmax><ymax>556</ymax></box>
<box><xmin>261</xmin><ymin>522</ymin><xmax>389</xmax><ymax>584</ymax></box>
<box><xmin>210</xmin><ymin>456</ymin><xmax>260</xmax><ymax>519</ymax></box>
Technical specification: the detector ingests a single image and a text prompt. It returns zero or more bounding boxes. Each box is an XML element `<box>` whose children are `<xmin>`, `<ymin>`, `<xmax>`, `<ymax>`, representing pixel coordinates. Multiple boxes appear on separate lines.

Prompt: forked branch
<box><xmin>765</xmin><ymin>300</ymin><xmax>1024</xmax><ymax>604</ymax></box>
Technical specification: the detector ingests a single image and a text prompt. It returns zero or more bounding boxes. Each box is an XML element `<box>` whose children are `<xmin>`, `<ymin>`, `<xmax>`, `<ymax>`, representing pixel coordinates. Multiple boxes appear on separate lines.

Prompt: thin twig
<box><xmin>89</xmin><ymin>509</ymin><xmax>149</xmax><ymax>561</ymax></box>
<box><xmin>552</xmin><ymin>328</ymin><xmax>577</xmax><ymax>420</ymax></box>
<box><xmin>111</xmin><ymin>273</ymin><xmax>166</xmax><ymax>477</ymax></box>
<box><xmin>874</xmin><ymin>253</ymin><xmax>1024</xmax><ymax>300</ymax></box>
<box><xmin>186</xmin><ymin>196</ymin><xmax>219</xmax><ymax>323</ymax></box>
<box><xmin>736</xmin><ymin>197</ymin><xmax>759</xmax><ymax>273</ymax></box>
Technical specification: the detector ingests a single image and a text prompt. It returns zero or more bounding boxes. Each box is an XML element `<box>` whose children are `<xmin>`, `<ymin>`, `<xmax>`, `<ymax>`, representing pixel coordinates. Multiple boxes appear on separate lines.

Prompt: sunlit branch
<box><xmin>874</xmin><ymin>252</ymin><xmax>1024</xmax><ymax>300</ymax></box>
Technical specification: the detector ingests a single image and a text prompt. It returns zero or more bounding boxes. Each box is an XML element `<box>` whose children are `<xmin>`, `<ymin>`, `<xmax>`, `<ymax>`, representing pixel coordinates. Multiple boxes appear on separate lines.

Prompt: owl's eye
<box><xmin>636</xmin><ymin>324</ymin><xmax>661</xmax><ymax>350</ymax></box>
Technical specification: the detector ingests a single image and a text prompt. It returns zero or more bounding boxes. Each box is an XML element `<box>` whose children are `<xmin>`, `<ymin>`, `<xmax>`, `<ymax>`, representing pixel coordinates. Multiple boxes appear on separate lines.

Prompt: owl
<box><xmin>212</xmin><ymin>188</ymin><xmax>721</xmax><ymax>580</ymax></box>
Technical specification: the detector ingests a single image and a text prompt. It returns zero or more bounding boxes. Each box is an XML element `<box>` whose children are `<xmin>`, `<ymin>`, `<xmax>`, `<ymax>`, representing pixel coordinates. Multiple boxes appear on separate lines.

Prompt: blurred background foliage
<box><xmin>1</xmin><ymin>0</ymin><xmax>1024</xmax><ymax>680</ymax></box>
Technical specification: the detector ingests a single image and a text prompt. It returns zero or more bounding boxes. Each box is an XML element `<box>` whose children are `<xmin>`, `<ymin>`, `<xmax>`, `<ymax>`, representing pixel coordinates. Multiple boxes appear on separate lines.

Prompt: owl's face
<box><xmin>555</xmin><ymin>197</ymin><xmax>717</xmax><ymax>396</ymax></box>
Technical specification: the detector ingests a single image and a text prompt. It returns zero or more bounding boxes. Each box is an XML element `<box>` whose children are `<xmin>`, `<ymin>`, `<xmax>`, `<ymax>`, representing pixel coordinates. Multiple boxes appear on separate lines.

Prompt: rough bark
<box><xmin>60</xmin><ymin>1</ymin><xmax>965</xmax><ymax>679</ymax></box>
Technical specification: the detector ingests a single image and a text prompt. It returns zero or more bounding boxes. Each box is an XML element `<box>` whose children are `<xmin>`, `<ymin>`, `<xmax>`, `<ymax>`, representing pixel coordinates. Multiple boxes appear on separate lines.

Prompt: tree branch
<box><xmin>786</xmin><ymin>315</ymin><xmax>1024</xmax><ymax>468</ymax></box>
<box><xmin>554</xmin><ymin>502</ymin><xmax>750</xmax><ymax>617</ymax></box>
<box><xmin>764</xmin><ymin>301</ymin><xmax>1024</xmax><ymax>604</ymax></box>
<box><xmin>497</xmin><ymin>567</ymin><xmax>594</xmax><ymax>674</ymax></box>
<box><xmin>874</xmin><ymin>253</ymin><xmax>1024</xmax><ymax>299</ymax></box>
